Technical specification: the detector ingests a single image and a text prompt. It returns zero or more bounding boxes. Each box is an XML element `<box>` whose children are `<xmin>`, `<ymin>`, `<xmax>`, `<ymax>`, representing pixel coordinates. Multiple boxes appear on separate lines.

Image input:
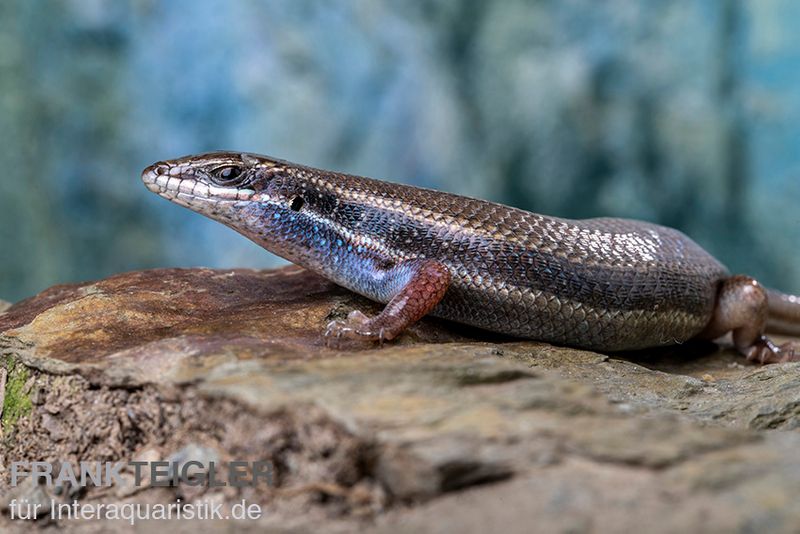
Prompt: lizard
<box><xmin>141</xmin><ymin>151</ymin><xmax>800</xmax><ymax>364</ymax></box>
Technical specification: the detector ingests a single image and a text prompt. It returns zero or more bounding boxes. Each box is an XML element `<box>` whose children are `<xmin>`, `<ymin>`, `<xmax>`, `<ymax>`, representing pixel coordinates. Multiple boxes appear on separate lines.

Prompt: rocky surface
<box><xmin>1</xmin><ymin>267</ymin><xmax>800</xmax><ymax>533</ymax></box>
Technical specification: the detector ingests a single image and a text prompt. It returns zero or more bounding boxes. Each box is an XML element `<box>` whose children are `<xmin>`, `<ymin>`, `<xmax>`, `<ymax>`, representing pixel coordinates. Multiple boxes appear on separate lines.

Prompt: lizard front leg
<box><xmin>325</xmin><ymin>259</ymin><xmax>451</xmax><ymax>345</ymax></box>
<box><xmin>701</xmin><ymin>276</ymin><xmax>799</xmax><ymax>364</ymax></box>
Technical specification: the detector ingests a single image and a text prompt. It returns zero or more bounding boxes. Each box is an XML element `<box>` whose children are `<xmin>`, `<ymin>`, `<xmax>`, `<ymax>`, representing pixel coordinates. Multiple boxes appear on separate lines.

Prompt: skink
<box><xmin>142</xmin><ymin>152</ymin><xmax>800</xmax><ymax>363</ymax></box>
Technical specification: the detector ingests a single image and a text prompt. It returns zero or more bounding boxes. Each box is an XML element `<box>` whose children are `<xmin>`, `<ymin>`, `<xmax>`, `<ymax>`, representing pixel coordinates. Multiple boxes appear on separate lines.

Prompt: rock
<box><xmin>0</xmin><ymin>478</ymin><xmax>54</xmax><ymax>521</ymax></box>
<box><xmin>0</xmin><ymin>300</ymin><xmax>10</xmax><ymax>314</ymax></box>
<box><xmin>1</xmin><ymin>267</ymin><xmax>800</xmax><ymax>532</ymax></box>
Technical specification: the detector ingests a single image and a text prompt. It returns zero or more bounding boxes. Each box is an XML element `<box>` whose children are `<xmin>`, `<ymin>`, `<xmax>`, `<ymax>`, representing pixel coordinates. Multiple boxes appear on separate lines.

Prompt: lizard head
<box><xmin>141</xmin><ymin>151</ymin><xmax>277</xmax><ymax>211</ymax></box>
<box><xmin>141</xmin><ymin>150</ymin><xmax>319</xmax><ymax>219</ymax></box>
<box><xmin>141</xmin><ymin>151</ymin><xmax>335</xmax><ymax>263</ymax></box>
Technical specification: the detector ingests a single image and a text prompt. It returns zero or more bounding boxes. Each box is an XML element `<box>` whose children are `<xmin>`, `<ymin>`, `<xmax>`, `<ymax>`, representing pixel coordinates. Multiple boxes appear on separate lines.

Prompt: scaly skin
<box><xmin>142</xmin><ymin>152</ymin><xmax>800</xmax><ymax>363</ymax></box>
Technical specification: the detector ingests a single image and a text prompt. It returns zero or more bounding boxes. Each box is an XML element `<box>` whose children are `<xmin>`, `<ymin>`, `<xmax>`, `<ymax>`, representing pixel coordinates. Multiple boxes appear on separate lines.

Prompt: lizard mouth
<box><xmin>141</xmin><ymin>163</ymin><xmax>255</xmax><ymax>206</ymax></box>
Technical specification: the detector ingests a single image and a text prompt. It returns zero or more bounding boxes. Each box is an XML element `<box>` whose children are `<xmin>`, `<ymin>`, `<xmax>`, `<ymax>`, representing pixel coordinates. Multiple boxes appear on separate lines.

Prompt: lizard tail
<box><xmin>766</xmin><ymin>288</ymin><xmax>800</xmax><ymax>337</ymax></box>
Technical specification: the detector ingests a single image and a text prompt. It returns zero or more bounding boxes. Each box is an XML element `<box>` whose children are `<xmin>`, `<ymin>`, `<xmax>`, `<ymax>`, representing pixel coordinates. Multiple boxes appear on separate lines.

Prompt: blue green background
<box><xmin>1</xmin><ymin>0</ymin><xmax>799</xmax><ymax>302</ymax></box>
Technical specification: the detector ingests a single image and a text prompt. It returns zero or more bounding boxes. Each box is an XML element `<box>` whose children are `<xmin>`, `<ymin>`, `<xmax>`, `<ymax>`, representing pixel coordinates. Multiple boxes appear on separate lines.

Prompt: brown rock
<box><xmin>1</xmin><ymin>267</ymin><xmax>800</xmax><ymax>532</ymax></box>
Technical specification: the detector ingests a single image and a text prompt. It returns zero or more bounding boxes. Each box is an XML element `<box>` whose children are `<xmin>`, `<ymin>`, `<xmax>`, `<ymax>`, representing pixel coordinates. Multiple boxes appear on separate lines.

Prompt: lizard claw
<box><xmin>774</xmin><ymin>342</ymin><xmax>799</xmax><ymax>363</ymax></box>
<box><xmin>323</xmin><ymin>310</ymin><xmax>385</xmax><ymax>348</ymax></box>
<box><xmin>323</xmin><ymin>320</ymin><xmax>346</xmax><ymax>349</ymax></box>
<box><xmin>746</xmin><ymin>337</ymin><xmax>800</xmax><ymax>364</ymax></box>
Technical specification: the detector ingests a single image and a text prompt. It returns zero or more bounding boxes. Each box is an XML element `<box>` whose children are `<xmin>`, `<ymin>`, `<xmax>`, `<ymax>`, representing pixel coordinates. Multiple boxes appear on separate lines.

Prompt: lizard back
<box><xmin>255</xmin><ymin>163</ymin><xmax>729</xmax><ymax>350</ymax></box>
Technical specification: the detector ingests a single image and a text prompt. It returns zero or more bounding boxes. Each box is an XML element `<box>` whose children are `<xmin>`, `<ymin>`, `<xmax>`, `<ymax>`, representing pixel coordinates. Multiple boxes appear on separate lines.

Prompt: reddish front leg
<box><xmin>701</xmin><ymin>276</ymin><xmax>799</xmax><ymax>364</ymax></box>
<box><xmin>325</xmin><ymin>259</ymin><xmax>451</xmax><ymax>346</ymax></box>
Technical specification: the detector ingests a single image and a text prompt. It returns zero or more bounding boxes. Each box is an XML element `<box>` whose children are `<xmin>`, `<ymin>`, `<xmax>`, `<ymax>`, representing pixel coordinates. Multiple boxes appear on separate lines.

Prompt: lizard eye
<box><xmin>212</xmin><ymin>165</ymin><xmax>243</xmax><ymax>185</ymax></box>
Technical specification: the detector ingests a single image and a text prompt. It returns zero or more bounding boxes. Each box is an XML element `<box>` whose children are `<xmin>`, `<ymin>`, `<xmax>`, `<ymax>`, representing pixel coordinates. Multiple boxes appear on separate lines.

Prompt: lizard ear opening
<box><xmin>289</xmin><ymin>196</ymin><xmax>305</xmax><ymax>211</ymax></box>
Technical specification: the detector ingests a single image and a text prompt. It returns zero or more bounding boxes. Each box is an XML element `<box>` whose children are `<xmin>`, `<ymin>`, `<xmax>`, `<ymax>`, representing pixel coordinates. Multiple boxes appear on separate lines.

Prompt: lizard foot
<box><xmin>745</xmin><ymin>336</ymin><xmax>799</xmax><ymax>364</ymax></box>
<box><xmin>324</xmin><ymin>310</ymin><xmax>387</xmax><ymax>349</ymax></box>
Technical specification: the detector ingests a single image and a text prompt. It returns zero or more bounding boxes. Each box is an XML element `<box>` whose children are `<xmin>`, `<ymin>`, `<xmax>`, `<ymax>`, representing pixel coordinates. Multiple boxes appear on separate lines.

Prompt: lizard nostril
<box><xmin>141</xmin><ymin>163</ymin><xmax>171</xmax><ymax>188</ymax></box>
<box><xmin>142</xmin><ymin>163</ymin><xmax>167</xmax><ymax>176</ymax></box>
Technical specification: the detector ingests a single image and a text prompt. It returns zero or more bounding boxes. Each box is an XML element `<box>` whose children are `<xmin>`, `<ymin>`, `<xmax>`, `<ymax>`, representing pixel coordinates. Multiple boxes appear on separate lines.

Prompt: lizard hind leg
<box><xmin>324</xmin><ymin>259</ymin><xmax>452</xmax><ymax>347</ymax></box>
<box><xmin>701</xmin><ymin>276</ymin><xmax>799</xmax><ymax>364</ymax></box>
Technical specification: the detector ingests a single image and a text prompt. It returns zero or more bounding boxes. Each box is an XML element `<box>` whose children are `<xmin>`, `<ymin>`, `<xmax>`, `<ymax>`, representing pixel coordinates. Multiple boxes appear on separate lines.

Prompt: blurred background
<box><xmin>1</xmin><ymin>0</ymin><xmax>799</xmax><ymax>303</ymax></box>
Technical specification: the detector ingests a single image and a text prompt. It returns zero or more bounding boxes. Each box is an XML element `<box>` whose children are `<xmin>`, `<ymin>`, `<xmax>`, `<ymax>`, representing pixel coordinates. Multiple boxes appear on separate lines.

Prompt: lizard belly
<box><xmin>429</xmin><ymin>255</ymin><xmax>722</xmax><ymax>351</ymax></box>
